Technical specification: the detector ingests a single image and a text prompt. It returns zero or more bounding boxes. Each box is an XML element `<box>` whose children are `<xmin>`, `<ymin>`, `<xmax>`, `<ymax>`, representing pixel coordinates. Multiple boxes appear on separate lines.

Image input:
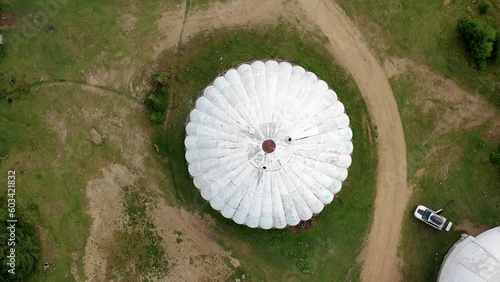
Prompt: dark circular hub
<box><xmin>262</xmin><ymin>139</ymin><xmax>276</xmax><ymax>153</ymax></box>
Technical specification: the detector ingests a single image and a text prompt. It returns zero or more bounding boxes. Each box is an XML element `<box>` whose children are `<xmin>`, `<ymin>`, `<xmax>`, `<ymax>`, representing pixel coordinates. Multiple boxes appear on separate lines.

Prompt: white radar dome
<box><xmin>185</xmin><ymin>60</ymin><xmax>353</xmax><ymax>229</ymax></box>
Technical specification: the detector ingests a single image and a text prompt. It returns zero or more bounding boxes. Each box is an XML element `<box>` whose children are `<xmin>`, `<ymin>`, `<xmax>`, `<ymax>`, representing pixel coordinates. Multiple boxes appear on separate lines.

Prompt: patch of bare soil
<box><xmin>85</xmin><ymin>54</ymin><xmax>137</xmax><ymax>91</ymax></box>
<box><xmin>385</xmin><ymin>58</ymin><xmax>499</xmax><ymax>137</ymax></box>
<box><xmin>425</xmin><ymin>142</ymin><xmax>463</xmax><ymax>181</ymax></box>
<box><xmin>46</xmin><ymin>112</ymin><xmax>67</xmax><ymax>145</ymax></box>
<box><xmin>83</xmin><ymin>164</ymin><xmax>136</xmax><ymax>282</ymax></box>
<box><xmin>444</xmin><ymin>0</ymin><xmax>453</xmax><ymax>6</ymax></box>
<box><xmin>89</xmin><ymin>128</ymin><xmax>103</xmax><ymax>145</ymax></box>
<box><xmin>291</xmin><ymin>218</ymin><xmax>317</xmax><ymax>234</ymax></box>
<box><xmin>120</xmin><ymin>1</ymin><xmax>138</xmax><ymax>33</ymax></box>
<box><xmin>0</xmin><ymin>12</ymin><xmax>19</xmax><ymax>29</ymax></box>
<box><xmin>37</xmin><ymin>226</ymin><xmax>58</xmax><ymax>270</ymax></box>
<box><xmin>455</xmin><ymin>220</ymin><xmax>490</xmax><ymax>236</ymax></box>
<box><xmin>155</xmin><ymin>0</ymin><xmax>284</xmax><ymax>55</ymax></box>
<box><xmin>150</xmin><ymin>201</ymin><xmax>238</xmax><ymax>281</ymax></box>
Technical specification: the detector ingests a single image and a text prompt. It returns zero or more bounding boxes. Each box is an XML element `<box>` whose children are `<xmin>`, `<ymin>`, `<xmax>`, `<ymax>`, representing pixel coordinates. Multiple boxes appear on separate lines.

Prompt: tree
<box><xmin>0</xmin><ymin>199</ymin><xmax>41</xmax><ymax>281</ymax></box>
<box><xmin>457</xmin><ymin>18</ymin><xmax>497</xmax><ymax>69</ymax></box>
<box><xmin>490</xmin><ymin>33</ymin><xmax>500</xmax><ymax>63</ymax></box>
<box><xmin>479</xmin><ymin>2</ymin><xmax>492</xmax><ymax>15</ymax></box>
<box><xmin>150</xmin><ymin>112</ymin><xmax>166</xmax><ymax>124</ymax></box>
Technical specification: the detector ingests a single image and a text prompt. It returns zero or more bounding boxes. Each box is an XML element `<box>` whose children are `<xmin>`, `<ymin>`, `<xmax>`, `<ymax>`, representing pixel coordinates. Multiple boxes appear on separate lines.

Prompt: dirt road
<box><xmin>296</xmin><ymin>1</ymin><xmax>410</xmax><ymax>281</ymax></box>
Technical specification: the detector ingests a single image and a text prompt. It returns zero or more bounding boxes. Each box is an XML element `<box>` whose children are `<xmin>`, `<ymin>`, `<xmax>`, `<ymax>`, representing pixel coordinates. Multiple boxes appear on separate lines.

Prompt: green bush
<box><xmin>153</xmin><ymin>74</ymin><xmax>168</xmax><ymax>85</ymax></box>
<box><xmin>490</xmin><ymin>146</ymin><xmax>500</xmax><ymax>165</ymax></box>
<box><xmin>150</xmin><ymin>112</ymin><xmax>166</xmax><ymax>124</ymax></box>
<box><xmin>146</xmin><ymin>94</ymin><xmax>166</xmax><ymax>113</ymax></box>
<box><xmin>145</xmin><ymin>75</ymin><xmax>168</xmax><ymax>125</ymax></box>
<box><xmin>491</xmin><ymin>33</ymin><xmax>500</xmax><ymax>63</ymax></box>
<box><xmin>479</xmin><ymin>2</ymin><xmax>492</xmax><ymax>15</ymax></box>
<box><xmin>457</xmin><ymin>18</ymin><xmax>497</xmax><ymax>69</ymax></box>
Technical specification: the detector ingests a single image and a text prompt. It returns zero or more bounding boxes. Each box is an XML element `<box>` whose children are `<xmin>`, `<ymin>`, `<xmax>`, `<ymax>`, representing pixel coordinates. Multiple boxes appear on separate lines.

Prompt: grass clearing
<box><xmin>332</xmin><ymin>1</ymin><xmax>500</xmax><ymax>279</ymax></box>
<box><xmin>390</xmin><ymin>69</ymin><xmax>500</xmax><ymax>281</ymax></box>
<box><xmin>152</xmin><ymin>23</ymin><xmax>377</xmax><ymax>281</ymax></box>
<box><xmin>335</xmin><ymin>0</ymin><xmax>500</xmax><ymax>107</ymax></box>
<box><xmin>0</xmin><ymin>83</ymin><xmax>136</xmax><ymax>281</ymax></box>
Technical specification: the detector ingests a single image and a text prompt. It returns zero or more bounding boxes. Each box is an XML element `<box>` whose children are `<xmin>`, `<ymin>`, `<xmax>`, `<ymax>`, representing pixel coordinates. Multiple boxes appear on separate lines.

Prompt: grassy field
<box><xmin>391</xmin><ymin>69</ymin><xmax>499</xmax><ymax>281</ymax></box>
<box><xmin>336</xmin><ymin>0</ymin><xmax>500</xmax><ymax>108</ymax></box>
<box><xmin>0</xmin><ymin>83</ymin><xmax>135</xmax><ymax>280</ymax></box>
<box><xmin>151</xmin><ymin>23</ymin><xmax>377</xmax><ymax>281</ymax></box>
<box><xmin>0</xmin><ymin>2</ymin><xmax>169</xmax><ymax>280</ymax></box>
<box><xmin>332</xmin><ymin>1</ymin><xmax>500</xmax><ymax>280</ymax></box>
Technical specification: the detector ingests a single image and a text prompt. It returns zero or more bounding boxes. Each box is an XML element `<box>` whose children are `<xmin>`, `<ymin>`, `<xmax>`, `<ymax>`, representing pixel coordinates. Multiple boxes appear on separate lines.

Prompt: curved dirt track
<box><xmin>158</xmin><ymin>0</ymin><xmax>410</xmax><ymax>281</ymax></box>
<box><xmin>295</xmin><ymin>1</ymin><xmax>410</xmax><ymax>282</ymax></box>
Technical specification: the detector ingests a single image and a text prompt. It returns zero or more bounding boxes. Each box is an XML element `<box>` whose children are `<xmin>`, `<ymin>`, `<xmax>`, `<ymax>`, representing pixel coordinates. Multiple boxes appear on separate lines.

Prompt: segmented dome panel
<box><xmin>185</xmin><ymin>60</ymin><xmax>353</xmax><ymax>229</ymax></box>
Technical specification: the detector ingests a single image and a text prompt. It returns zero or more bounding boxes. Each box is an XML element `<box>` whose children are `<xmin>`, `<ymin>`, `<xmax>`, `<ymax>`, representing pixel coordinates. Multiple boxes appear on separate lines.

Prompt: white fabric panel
<box><xmin>185</xmin><ymin>60</ymin><xmax>353</xmax><ymax>229</ymax></box>
<box><xmin>438</xmin><ymin>227</ymin><xmax>500</xmax><ymax>282</ymax></box>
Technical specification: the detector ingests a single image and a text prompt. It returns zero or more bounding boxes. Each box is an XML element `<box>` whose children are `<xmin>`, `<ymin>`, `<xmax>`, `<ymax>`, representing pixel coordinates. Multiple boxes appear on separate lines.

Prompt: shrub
<box><xmin>457</xmin><ymin>18</ymin><xmax>497</xmax><ymax>69</ymax></box>
<box><xmin>479</xmin><ymin>2</ymin><xmax>492</xmax><ymax>15</ymax></box>
<box><xmin>145</xmin><ymin>75</ymin><xmax>168</xmax><ymax>125</ymax></box>
<box><xmin>154</xmin><ymin>74</ymin><xmax>168</xmax><ymax>85</ymax></box>
<box><xmin>146</xmin><ymin>94</ymin><xmax>166</xmax><ymax>113</ymax></box>
<box><xmin>150</xmin><ymin>112</ymin><xmax>166</xmax><ymax>124</ymax></box>
<box><xmin>490</xmin><ymin>146</ymin><xmax>500</xmax><ymax>165</ymax></box>
<box><xmin>490</xmin><ymin>33</ymin><xmax>500</xmax><ymax>63</ymax></box>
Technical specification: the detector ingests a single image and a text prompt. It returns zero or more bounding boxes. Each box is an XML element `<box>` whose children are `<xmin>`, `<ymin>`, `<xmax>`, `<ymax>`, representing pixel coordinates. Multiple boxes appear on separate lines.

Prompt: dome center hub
<box><xmin>262</xmin><ymin>139</ymin><xmax>276</xmax><ymax>153</ymax></box>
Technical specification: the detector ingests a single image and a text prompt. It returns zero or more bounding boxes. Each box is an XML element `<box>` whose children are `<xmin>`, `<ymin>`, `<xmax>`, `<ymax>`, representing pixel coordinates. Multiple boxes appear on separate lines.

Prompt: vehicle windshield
<box><xmin>422</xmin><ymin>210</ymin><xmax>432</xmax><ymax>220</ymax></box>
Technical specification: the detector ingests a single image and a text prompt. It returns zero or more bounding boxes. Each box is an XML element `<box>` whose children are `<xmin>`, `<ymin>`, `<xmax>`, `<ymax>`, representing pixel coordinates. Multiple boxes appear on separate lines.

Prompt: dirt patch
<box><xmin>120</xmin><ymin>2</ymin><xmax>138</xmax><ymax>33</ymax></box>
<box><xmin>291</xmin><ymin>218</ymin><xmax>317</xmax><ymax>234</ymax></box>
<box><xmin>155</xmin><ymin>0</ymin><xmax>284</xmax><ymax>55</ymax></box>
<box><xmin>150</xmin><ymin>201</ymin><xmax>238</xmax><ymax>281</ymax></box>
<box><xmin>82</xmin><ymin>164</ymin><xmax>136</xmax><ymax>282</ymax></box>
<box><xmin>85</xmin><ymin>56</ymin><xmax>137</xmax><ymax>91</ymax></box>
<box><xmin>37</xmin><ymin>226</ymin><xmax>58</xmax><ymax>269</ymax></box>
<box><xmin>386</xmin><ymin>58</ymin><xmax>499</xmax><ymax>137</ymax></box>
<box><xmin>0</xmin><ymin>12</ymin><xmax>19</xmax><ymax>29</ymax></box>
<box><xmin>444</xmin><ymin>0</ymin><xmax>453</xmax><ymax>6</ymax></box>
<box><xmin>46</xmin><ymin>112</ymin><xmax>68</xmax><ymax>145</ymax></box>
<box><xmin>455</xmin><ymin>220</ymin><xmax>490</xmax><ymax>236</ymax></box>
<box><xmin>71</xmin><ymin>252</ymin><xmax>82</xmax><ymax>282</ymax></box>
<box><xmin>424</xmin><ymin>141</ymin><xmax>463</xmax><ymax>181</ymax></box>
<box><xmin>89</xmin><ymin>128</ymin><xmax>103</xmax><ymax>145</ymax></box>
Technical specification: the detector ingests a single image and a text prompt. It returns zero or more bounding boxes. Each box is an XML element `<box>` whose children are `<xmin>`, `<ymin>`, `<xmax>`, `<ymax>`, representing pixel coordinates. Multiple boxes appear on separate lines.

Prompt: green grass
<box><xmin>0</xmin><ymin>83</ymin><xmax>137</xmax><ymax>281</ymax></box>
<box><xmin>0</xmin><ymin>0</ymin><xmax>171</xmax><ymax>94</ymax></box>
<box><xmin>152</xmin><ymin>23</ymin><xmax>377</xmax><ymax>281</ymax></box>
<box><xmin>391</xmin><ymin>70</ymin><xmax>500</xmax><ymax>282</ymax></box>
<box><xmin>331</xmin><ymin>1</ymin><xmax>500</xmax><ymax>279</ymax></box>
<box><xmin>335</xmin><ymin>0</ymin><xmax>500</xmax><ymax>108</ymax></box>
